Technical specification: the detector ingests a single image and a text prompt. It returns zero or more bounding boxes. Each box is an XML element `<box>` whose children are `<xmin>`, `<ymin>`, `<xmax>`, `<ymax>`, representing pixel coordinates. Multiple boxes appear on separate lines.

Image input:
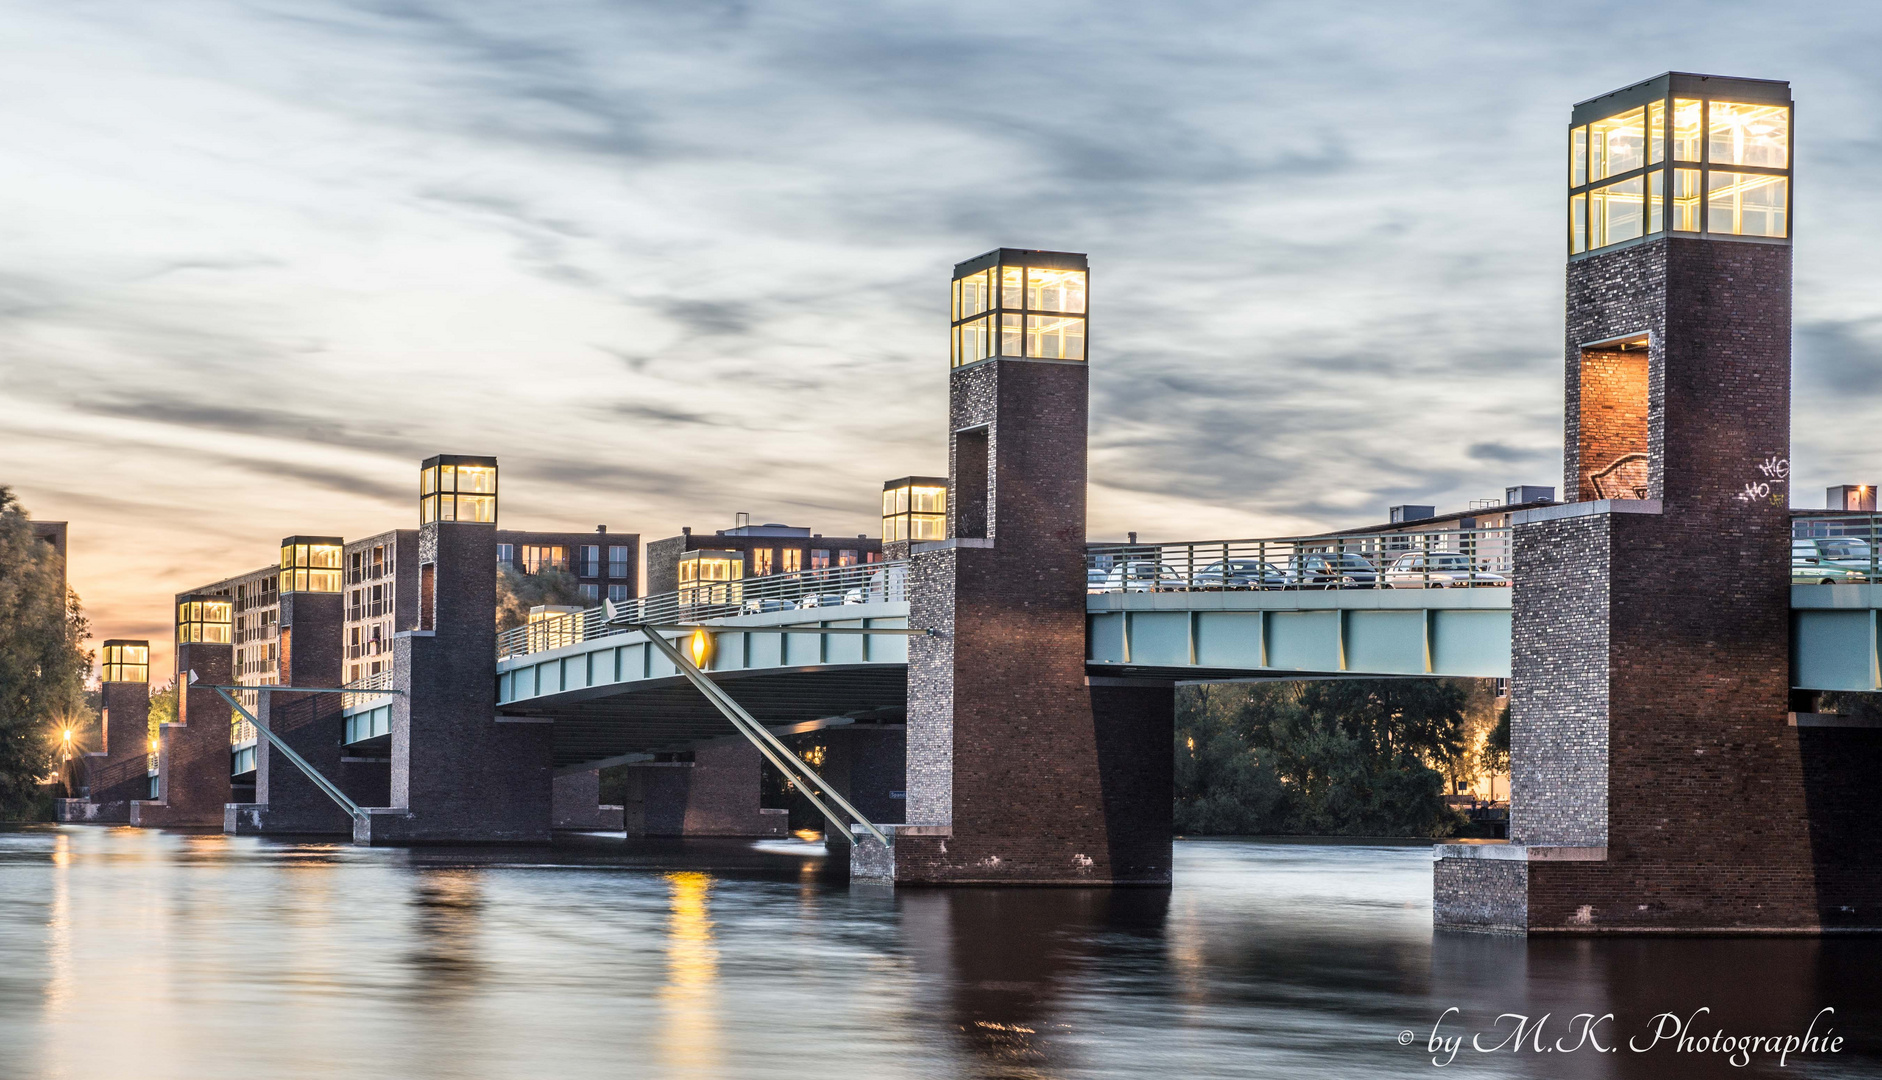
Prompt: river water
<box><xmin>0</xmin><ymin>827</ymin><xmax>1876</xmax><ymax>1080</ymax></box>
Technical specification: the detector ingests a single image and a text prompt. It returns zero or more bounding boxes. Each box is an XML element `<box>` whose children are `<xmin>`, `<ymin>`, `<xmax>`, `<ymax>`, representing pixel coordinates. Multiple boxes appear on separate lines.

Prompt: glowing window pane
<box><xmin>883</xmin><ymin>516</ymin><xmax>904</xmax><ymax>543</ymax></box>
<box><xmin>420</xmin><ymin>496</ymin><xmax>438</xmax><ymax>524</ymax></box>
<box><xmin>1026</xmin><ymin>315</ymin><xmax>1085</xmax><ymax>360</ymax></box>
<box><xmin>955</xmin><ymin>317</ymin><xmax>990</xmax><ymax>367</ymax></box>
<box><xmin>1648</xmin><ymin>101</ymin><xmax>1665</xmax><ymax>165</ymax></box>
<box><xmin>1707</xmin><ymin>172</ymin><xmax>1787</xmax><ymax>238</ymax></box>
<box><xmin>909</xmin><ymin>485</ymin><xmax>946</xmax><ymax>514</ymax></box>
<box><xmin>310</xmin><ymin>545</ymin><xmax>342</xmax><ymax>569</ymax></box>
<box><xmin>1570</xmin><ymin>193</ymin><xmax>1586</xmax><ymax>254</ymax></box>
<box><xmin>1571</xmin><ymin>126</ymin><xmax>1587</xmax><ymax>187</ymax></box>
<box><xmin>881</xmin><ymin>489</ymin><xmax>896</xmax><ymax>516</ymax></box>
<box><xmin>1000</xmin><ymin>313</ymin><xmax>1023</xmax><ymax>357</ymax></box>
<box><xmin>420</xmin><ymin>467</ymin><xmax>437</xmax><ymax>496</ymax></box>
<box><xmin>456</xmin><ymin>495</ymin><xmax>495</xmax><ymax>523</ymax></box>
<box><xmin>1672</xmin><ymin>169</ymin><xmax>1700</xmax><ymax>231</ymax></box>
<box><xmin>910</xmin><ymin>514</ymin><xmax>946</xmax><ymax>541</ymax></box>
<box><xmin>1001</xmin><ymin>266</ymin><xmax>1024</xmax><ymax>310</ymax></box>
<box><xmin>439</xmin><ymin>496</ymin><xmax>457</xmax><ymax>522</ymax></box>
<box><xmin>958</xmin><ymin>270</ymin><xmax>991</xmax><ymax>318</ymax></box>
<box><xmin>1672</xmin><ymin>99</ymin><xmax>1702</xmax><ymax>161</ymax></box>
<box><xmin>1589</xmin><ymin>177</ymin><xmax>1645</xmax><ymax>249</ymax></box>
<box><xmin>1589</xmin><ymin>107</ymin><xmax>1645</xmax><ymax>181</ymax></box>
<box><xmin>439</xmin><ymin>464</ymin><xmax>456</xmax><ymax>492</ymax></box>
<box><xmin>1708</xmin><ymin>102</ymin><xmax>1789</xmax><ymax>168</ymax></box>
<box><xmin>1025</xmin><ymin>269</ymin><xmax>1086</xmax><ymax>314</ymax></box>
<box><xmin>1648</xmin><ymin>170</ymin><xmax>1664</xmax><ymax>234</ymax></box>
<box><xmin>456</xmin><ymin>466</ymin><xmax>496</xmax><ymax>494</ymax></box>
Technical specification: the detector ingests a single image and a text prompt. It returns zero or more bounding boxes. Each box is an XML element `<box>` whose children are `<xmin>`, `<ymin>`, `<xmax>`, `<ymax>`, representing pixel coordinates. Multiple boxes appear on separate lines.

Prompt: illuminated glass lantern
<box><xmin>101</xmin><ymin>640</ymin><xmax>150</xmax><ymax>683</ymax></box>
<box><xmin>419</xmin><ymin>454</ymin><xmax>499</xmax><ymax>525</ymax></box>
<box><xmin>279</xmin><ymin>535</ymin><xmax>344</xmax><ymax>593</ymax></box>
<box><xmin>1569</xmin><ymin>73</ymin><xmax>1790</xmax><ymax>256</ymax></box>
<box><xmin>177</xmin><ymin>596</ymin><xmax>233</xmax><ymax>644</ymax></box>
<box><xmin>882</xmin><ymin>476</ymin><xmax>949</xmax><ymax>543</ymax></box>
<box><xmin>677</xmin><ymin>549</ymin><xmax>744</xmax><ymax>607</ymax></box>
<box><xmin>951</xmin><ymin>249</ymin><xmax>1088</xmax><ymax>368</ymax></box>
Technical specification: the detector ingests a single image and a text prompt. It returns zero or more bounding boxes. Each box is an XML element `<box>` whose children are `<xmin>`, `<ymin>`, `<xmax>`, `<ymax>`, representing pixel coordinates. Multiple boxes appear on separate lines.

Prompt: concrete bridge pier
<box><xmin>606</xmin><ymin>741</ymin><xmax>783</xmax><ymax>837</ymax></box>
<box><xmin>859</xmin><ymin>249</ymin><xmax>1175</xmax><ymax>887</ymax></box>
<box><xmin>132</xmin><ymin>630</ymin><xmax>233</xmax><ymax>828</ymax></box>
<box><xmin>355</xmin><ymin>457</ymin><xmax>555</xmax><ymax>845</ymax></box>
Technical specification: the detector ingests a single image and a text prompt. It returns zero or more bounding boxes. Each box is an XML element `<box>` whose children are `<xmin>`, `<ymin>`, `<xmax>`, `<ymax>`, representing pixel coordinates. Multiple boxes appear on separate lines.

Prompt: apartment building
<box><xmin>645</xmin><ymin>518</ymin><xmax>882</xmax><ymax>596</ymax></box>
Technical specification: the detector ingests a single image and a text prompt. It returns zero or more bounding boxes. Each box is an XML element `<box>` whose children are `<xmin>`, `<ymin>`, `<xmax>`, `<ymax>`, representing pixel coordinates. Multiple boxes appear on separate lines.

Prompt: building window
<box><xmin>838</xmin><ymin>550</ymin><xmax>858</xmax><ymax>567</ymax></box>
<box><xmin>677</xmin><ymin>550</ymin><xmax>744</xmax><ymax>606</ymax></box>
<box><xmin>579</xmin><ymin>583</ymin><xmax>599</xmax><ymax>603</ymax></box>
<box><xmin>811</xmin><ymin>549</ymin><xmax>830</xmax><ymax>570</ymax></box>
<box><xmin>522</xmin><ymin>546</ymin><xmax>568</xmax><ymax>574</ymax></box>
<box><xmin>497</xmin><ymin>543</ymin><xmax>514</xmax><ymax>566</ymax></box>
<box><xmin>608</xmin><ymin>584</ymin><xmax>631</xmax><ymax>603</ymax></box>
<box><xmin>177</xmin><ymin>598</ymin><xmax>233</xmax><ymax>644</ymax></box>
<box><xmin>782</xmin><ymin>548</ymin><xmax>802</xmax><ymax>574</ymax></box>
<box><xmin>1707</xmin><ymin>171</ymin><xmax>1788</xmax><ymax>238</ymax></box>
<box><xmin>280</xmin><ymin>537</ymin><xmax>343</xmax><ymax>593</ymax></box>
<box><xmin>101</xmin><ymin>642</ymin><xmax>149</xmax><ymax>684</ymax></box>
<box><xmin>579</xmin><ymin>545</ymin><xmax>601</xmax><ymax>577</ymax></box>
<box><xmin>882</xmin><ymin>477</ymin><xmax>948</xmax><ymax>543</ymax></box>
<box><xmin>750</xmin><ymin>548</ymin><xmax>775</xmax><ymax>577</ymax></box>
<box><xmin>608</xmin><ymin>545</ymin><xmax>631</xmax><ymax>578</ymax></box>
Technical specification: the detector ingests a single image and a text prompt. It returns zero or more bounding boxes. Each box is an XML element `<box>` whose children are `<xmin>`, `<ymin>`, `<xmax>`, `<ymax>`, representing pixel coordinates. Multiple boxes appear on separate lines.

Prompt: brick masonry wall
<box><xmin>132</xmin><ymin>641</ymin><xmax>233</xmax><ymax>827</ymax></box>
<box><xmin>90</xmin><ymin>679</ymin><xmax>152</xmax><ymax>805</ymax></box>
<box><xmin>237</xmin><ymin>589</ymin><xmax>353</xmax><ymax>834</ymax></box>
<box><xmin>898</xmin><ymin>357</ymin><xmax>1174</xmax><ymax>885</ymax></box>
<box><xmin>1457</xmin><ymin>236</ymin><xmax>1849</xmax><ymax>932</ymax></box>
<box><xmin>1433</xmin><ymin>859</ymin><xmax>1528</xmax><ymax>933</ymax></box>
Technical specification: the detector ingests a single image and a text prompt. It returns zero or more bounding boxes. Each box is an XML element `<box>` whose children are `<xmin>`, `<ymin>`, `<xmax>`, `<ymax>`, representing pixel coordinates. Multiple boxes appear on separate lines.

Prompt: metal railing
<box><xmin>342</xmin><ymin>670</ymin><xmax>395</xmax><ymax>710</ymax></box>
<box><xmin>1791</xmin><ymin>513</ymin><xmax>1881</xmax><ymax>584</ymax></box>
<box><xmin>1086</xmin><ymin>527</ymin><xmax>1514</xmax><ymax>593</ymax></box>
<box><xmin>496</xmin><ymin>560</ymin><xmax>910</xmax><ymax>660</ymax></box>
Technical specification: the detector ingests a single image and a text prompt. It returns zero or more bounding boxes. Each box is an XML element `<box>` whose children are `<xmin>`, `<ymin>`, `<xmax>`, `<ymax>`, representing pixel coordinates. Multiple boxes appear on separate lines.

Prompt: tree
<box><xmin>0</xmin><ymin>488</ymin><xmax>91</xmax><ymax>816</ymax></box>
<box><xmin>1480</xmin><ymin>703</ymin><xmax>1510</xmax><ymax>779</ymax></box>
<box><xmin>494</xmin><ymin>564</ymin><xmax>588</xmax><ymax>632</ymax></box>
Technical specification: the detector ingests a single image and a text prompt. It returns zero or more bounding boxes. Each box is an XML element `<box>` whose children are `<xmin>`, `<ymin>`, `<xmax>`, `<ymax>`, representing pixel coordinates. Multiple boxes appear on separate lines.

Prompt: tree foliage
<box><xmin>495</xmin><ymin>564</ymin><xmax>589</xmax><ymax>632</ymax></box>
<box><xmin>0</xmin><ymin>489</ymin><xmax>91</xmax><ymax>816</ymax></box>
<box><xmin>1174</xmin><ymin>679</ymin><xmax>1474</xmax><ymax>837</ymax></box>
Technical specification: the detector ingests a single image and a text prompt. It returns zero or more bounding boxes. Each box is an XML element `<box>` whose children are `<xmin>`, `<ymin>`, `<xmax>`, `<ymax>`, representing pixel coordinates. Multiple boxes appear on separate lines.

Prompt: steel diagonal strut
<box><xmin>630</xmin><ymin>625</ymin><xmax>892</xmax><ymax>847</ymax></box>
<box><xmin>199</xmin><ymin>677</ymin><xmax>372</xmax><ymax>823</ymax></box>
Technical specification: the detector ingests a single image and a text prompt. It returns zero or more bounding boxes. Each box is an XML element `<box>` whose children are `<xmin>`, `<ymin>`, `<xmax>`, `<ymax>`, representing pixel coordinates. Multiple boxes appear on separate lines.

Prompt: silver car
<box><xmin>1383</xmin><ymin>551</ymin><xmax>1508</xmax><ymax>588</ymax></box>
<box><xmin>1793</xmin><ymin>537</ymin><xmax>1874</xmax><ymax>584</ymax></box>
<box><xmin>1101</xmin><ymin>561</ymin><xmax>1187</xmax><ymax>593</ymax></box>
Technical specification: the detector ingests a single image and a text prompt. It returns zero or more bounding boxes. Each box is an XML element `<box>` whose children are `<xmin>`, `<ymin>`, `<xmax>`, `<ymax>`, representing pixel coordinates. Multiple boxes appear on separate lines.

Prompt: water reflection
<box><xmin>0</xmin><ymin>828</ymin><xmax>1874</xmax><ymax>1080</ymax></box>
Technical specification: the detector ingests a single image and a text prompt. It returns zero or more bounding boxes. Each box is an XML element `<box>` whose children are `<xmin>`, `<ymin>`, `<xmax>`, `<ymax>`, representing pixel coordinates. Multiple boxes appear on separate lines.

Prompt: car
<box><xmin>742</xmin><ymin>597</ymin><xmax>796</xmax><ymax>614</ymax></box>
<box><xmin>1193</xmin><ymin>558</ymin><xmax>1288</xmax><ymax>589</ymax></box>
<box><xmin>1086</xmin><ymin>568</ymin><xmax>1111</xmax><ymax>593</ymax></box>
<box><xmin>1383</xmin><ymin>551</ymin><xmax>1508</xmax><ymax>588</ymax></box>
<box><xmin>1287</xmin><ymin>551</ymin><xmax>1380</xmax><ymax>589</ymax></box>
<box><xmin>796</xmin><ymin>593</ymin><xmax>850</xmax><ymax>608</ymax></box>
<box><xmin>1793</xmin><ymin>537</ymin><xmax>1874</xmax><ymax>584</ymax></box>
<box><xmin>1101</xmin><ymin>561</ymin><xmax>1187</xmax><ymax>592</ymax></box>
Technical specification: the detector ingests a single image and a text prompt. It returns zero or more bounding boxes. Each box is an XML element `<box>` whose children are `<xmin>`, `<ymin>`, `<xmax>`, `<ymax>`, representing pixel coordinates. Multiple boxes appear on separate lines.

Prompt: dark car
<box><xmin>1194</xmin><ymin>558</ymin><xmax>1288</xmax><ymax>589</ymax></box>
<box><xmin>1287</xmin><ymin>551</ymin><xmax>1379</xmax><ymax>588</ymax></box>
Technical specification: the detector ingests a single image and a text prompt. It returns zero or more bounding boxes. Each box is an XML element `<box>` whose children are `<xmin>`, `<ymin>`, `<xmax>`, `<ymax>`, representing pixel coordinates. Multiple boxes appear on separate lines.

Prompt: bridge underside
<box><xmin>498</xmin><ymin>665</ymin><xmax>910</xmax><ymax>770</ymax></box>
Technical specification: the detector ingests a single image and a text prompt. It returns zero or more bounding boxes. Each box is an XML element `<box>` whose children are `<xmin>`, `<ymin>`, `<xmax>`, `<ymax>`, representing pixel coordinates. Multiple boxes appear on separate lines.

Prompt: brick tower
<box><xmin>865</xmin><ymin>248</ymin><xmax>1173</xmax><ymax>885</ymax></box>
<box><xmin>227</xmin><ymin>536</ymin><xmax>355</xmax><ymax>834</ymax></box>
<box><xmin>132</xmin><ymin>598</ymin><xmax>235</xmax><ymax>827</ymax></box>
<box><xmin>59</xmin><ymin>640</ymin><xmax>152</xmax><ymax>821</ymax></box>
<box><xmin>1431</xmin><ymin>73</ymin><xmax>1875</xmax><ymax>931</ymax></box>
<box><xmin>355</xmin><ymin>456</ymin><xmax>554</xmax><ymax>844</ymax></box>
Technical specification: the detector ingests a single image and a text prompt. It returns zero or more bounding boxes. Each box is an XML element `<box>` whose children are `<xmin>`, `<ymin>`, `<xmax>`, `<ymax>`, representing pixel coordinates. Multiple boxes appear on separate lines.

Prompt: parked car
<box><xmin>1383</xmin><ymin>551</ymin><xmax>1508</xmax><ymax>588</ymax></box>
<box><xmin>1087</xmin><ymin>568</ymin><xmax>1111</xmax><ymax>593</ymax></box>
<box><xmin>1194</xmin><ymin>558</ymin><xmax>1288</xmax><ymax>589</ymax></box>
<box><xmin>1287</xmin><ymin>552</ymin><xmax>1380</xmax><ymax>589</ymax></box>
<box><xmin>742</xmin><ymin>597</ymin><xmax>796</xmax><ymax>614</ymax></box>
<box><xmin>1793</xmin><ymin>537</ymin><xmax>1874</xmax><ymax>584</ymax></box>
<box><xmin>1101</xmin><ymin>561</ymin><xmax>1187</xmax><ymax>592</ymax></box>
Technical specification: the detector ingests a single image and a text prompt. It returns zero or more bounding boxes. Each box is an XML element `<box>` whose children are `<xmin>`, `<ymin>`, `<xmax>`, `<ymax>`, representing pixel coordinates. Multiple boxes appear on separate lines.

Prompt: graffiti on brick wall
<box><xmin>1735</xmin><ymin>456</ymin><xmax>1789</xmax><ymax>506</ymax></box>
<box><xmin>1589</xmin><ymin>453</ymin><xmax>1650</xmax><ymax>500</ymax></box>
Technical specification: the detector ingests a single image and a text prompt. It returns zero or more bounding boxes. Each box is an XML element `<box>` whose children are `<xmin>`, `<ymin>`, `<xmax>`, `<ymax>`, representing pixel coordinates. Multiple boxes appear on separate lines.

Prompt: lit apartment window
<box><xmin>522</xmin><ymin>546</ymin><xmax>568</xmax><ymax>574</ymax></box>
<box><xmin>280</xmin><ymin>536</ymin><xmax>344</xmax><ymax>593</ymax></box>
<box><xmin>751</xmin><ymin>548</ymin><xmax>775</xmax><ymax>576</ymax></box>
<box><xmin>419</xmin><ymin>454</ymin><xmax>498</xmax><ymax>525</ymax></box>
<box><xmin>838</xmin><ymin>549</ymin><xmax>858</xmax><ymax>567</ymax></box>
<box><xmin>677</xmin><ymin>550</ymin><xmax>744</xmax><ymax>606</ymax></box>
<box><xmin>101</xmin><ymin>641</ymin><xmax>150</xmax><ymax>683</ymax></box>
<box><xmin>811</xmin><ymin>549</ymin><xmax>830</xmax><ymax>570</ymax></box>
<box><xmin>782</xmin><ymin>548</ymin><xmax>802</xmax><ymax>573</ymax></box>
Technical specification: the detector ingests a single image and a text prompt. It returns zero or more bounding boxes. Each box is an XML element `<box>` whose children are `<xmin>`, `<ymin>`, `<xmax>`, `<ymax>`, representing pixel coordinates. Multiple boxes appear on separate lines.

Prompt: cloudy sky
<box><xmin>6</xmin><ymin>1</ymin><xmax>1882</xmax><ymax>676</ymax></box>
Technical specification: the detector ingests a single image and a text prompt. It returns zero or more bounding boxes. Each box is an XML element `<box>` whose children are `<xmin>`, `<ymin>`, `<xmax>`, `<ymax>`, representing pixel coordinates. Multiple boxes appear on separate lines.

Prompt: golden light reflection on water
<box><xmin>660</xmin><ymin>871</ymin><xmax>720</xmax><ymax>1075</ymax></box>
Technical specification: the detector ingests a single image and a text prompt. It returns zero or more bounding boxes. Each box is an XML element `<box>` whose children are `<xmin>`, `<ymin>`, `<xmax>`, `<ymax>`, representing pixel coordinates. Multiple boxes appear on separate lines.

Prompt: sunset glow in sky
<box><xmin>6</xmin><ymin>2</ymin><xmax>1882</xmax><ymax>678</ymax></box>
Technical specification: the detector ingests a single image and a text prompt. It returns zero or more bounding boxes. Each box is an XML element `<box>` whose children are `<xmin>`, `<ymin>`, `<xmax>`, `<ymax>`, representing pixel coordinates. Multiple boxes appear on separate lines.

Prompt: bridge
<box><xmin>451</xmin><ymin>513</ymin><xmax>1882</xmax><ymax>777</ymax></box>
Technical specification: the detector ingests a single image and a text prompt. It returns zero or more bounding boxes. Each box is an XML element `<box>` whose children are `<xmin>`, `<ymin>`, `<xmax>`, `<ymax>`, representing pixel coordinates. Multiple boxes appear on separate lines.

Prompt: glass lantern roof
<box><xmin>950</xmin><ymin>249</ymin><xmax>1089</xmax><ymax>369</ymax></box>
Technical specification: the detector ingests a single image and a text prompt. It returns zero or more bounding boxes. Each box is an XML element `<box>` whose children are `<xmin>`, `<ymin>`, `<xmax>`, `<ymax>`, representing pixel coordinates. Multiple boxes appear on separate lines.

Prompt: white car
<box><xmin>1383</xmin><ymin>552</ymin><xmax>1508</xmax><ymax>588</ymax></box>
<box><xmin>1101</xmin><ymin>561</ymin><xmax>1187</xmax><ymax>593</ymax></box>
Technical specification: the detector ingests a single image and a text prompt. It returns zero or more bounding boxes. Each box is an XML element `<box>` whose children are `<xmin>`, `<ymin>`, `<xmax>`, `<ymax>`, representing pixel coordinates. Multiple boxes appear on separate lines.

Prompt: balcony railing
<box><xmin>497</xmin><ymin>561</ymin><xmax>910</xmax><ymax>660</ymax></box>
<box><xmin>1087</xmin><ymin>528</ymin><xmax>1514</xmax><ymax>593</ymax></box>
<box><xmin>1791</xmin><ymin>513</ymin><xmax>1881</xmax><ymax>584</ymax></box>
<box><xmin>342</xmin><ymin>670</ymin><xmax>395</xmax><ymax>710</ymax></box>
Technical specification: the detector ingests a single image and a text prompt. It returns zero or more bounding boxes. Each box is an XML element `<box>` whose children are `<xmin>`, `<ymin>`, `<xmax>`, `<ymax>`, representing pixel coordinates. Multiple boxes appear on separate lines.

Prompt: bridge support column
<box><xmin>868</xmin><ymin>248</ymin><xmax>1173</xmax><ymax>887</ymax></box>
<box><xmin>620</xmin><ymin>741</ymin><xmax>784</xmax><ymax>837</ymax></box>
<box><xmin>1437</xmin><ymin>74</ymin><xmax>1876</xmax><ymax>931</ymax></box>
<box><xmin>552</xmin><ymin>768</ymin><xmax>625</xmax><ymax>831</ymax></box>
<box><xmin>355</xmin><ymin>457</ymin><xmax>555</xmax><ymax>845</ymax></box>
<box><xmin>228</xmin><ymin>581</ymin><xmax>356</xmax><ymax>835</ymax></box>
<box><xmin>131</xmin><ymin>637</ymin><xmax>233</xmax><ymax>828</ymax></box>
<box><xmin>62</xmin><ymin>659</ymin><xmax>152</xmax><ymax>823</ymax></box>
